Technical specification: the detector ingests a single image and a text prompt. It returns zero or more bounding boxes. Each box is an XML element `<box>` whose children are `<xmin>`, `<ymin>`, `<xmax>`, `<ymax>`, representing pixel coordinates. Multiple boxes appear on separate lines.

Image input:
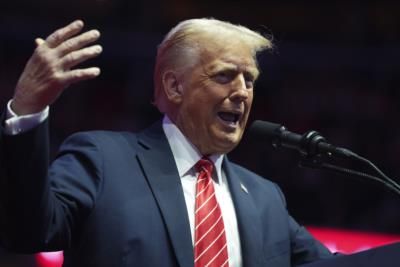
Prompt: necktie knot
<box><xmin>195</xmin><ymin>157</ymin><xmax>214</xmax><ymax>176</ymax></box>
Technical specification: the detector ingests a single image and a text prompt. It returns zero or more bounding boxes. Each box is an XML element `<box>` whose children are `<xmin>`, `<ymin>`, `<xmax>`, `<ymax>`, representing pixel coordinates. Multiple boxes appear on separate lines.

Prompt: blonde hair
<box><xmin>153</xmin><ymin>18</ymin><xmax>273</xmax><ymax>113</ymax></box>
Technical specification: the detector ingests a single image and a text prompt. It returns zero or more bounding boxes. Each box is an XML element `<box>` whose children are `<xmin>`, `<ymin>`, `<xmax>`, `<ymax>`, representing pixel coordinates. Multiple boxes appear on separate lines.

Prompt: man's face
<box><xmin>174</xmin><ymin>39</ymin><xmax>259</xmax><ymax>155</ymax></box>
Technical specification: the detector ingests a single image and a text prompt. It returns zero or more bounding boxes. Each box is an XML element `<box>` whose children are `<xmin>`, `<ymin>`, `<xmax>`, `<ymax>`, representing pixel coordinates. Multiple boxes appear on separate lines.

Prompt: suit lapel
<box><xmin>131</xmin><ymin>121</ymin><xmax>264</xmax><ymax>266</ymax></box>
<box><xmin>224</xmin><ymin>158</ymin><xmax>264</xmax><ymax>266</ymax></box>
<box><xmin>135</xmin><ymin>121</ymin><xmax>194</xmax><ymax>267</ymax></box>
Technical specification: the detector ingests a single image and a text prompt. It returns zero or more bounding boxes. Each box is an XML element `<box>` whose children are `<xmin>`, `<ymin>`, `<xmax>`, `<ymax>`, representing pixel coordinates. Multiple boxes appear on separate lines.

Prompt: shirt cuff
<box><xmin>4</xmin><ymin>100</ymin><xmax>49</xmax><ymax>135</ymax></box>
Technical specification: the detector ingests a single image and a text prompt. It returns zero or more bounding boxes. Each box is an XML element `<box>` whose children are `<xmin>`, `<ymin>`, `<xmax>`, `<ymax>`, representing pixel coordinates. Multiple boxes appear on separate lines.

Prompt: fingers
<box><xmin>45</xmin><ymin>20</ymin><xmax>84</xmax><ymax>48</ymax></box>
<box><xmin>35</xmin><ymin>38</ymin><xmax>45</xmax><ymax>46</ymax></box>
<box><xmin>61</xmin><ymin>67</ymin><xmax>101</xmax><ymax>86</ymax></box>
<box><xmin>57</xmin><ymin>29</ymin><xmax>100</xmax><ymax>57</ymax></box>
<box><xmin>61</xmin><ymin>45</ymin><xmax>103</xmax><ymax>70</ymax></box>
<box><xmin>12</xmin><ymin>20</ymin><xmax>102</xmax><ymax>115</ymax></box>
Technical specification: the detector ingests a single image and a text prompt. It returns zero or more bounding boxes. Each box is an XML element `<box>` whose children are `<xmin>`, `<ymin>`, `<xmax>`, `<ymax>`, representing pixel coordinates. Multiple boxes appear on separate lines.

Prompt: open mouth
<box><xmin>217</xmin><ymin>112</ymin><xmax>241</xmax><ymax>125</ymax></box>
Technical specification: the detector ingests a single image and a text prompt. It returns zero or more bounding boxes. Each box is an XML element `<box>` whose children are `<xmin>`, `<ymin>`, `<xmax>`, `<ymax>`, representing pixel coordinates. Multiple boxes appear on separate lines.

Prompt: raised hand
<box><xmin>11</xmin><ymin>20</ymin><xmax>102</xmax><ymax>115</ymax></box>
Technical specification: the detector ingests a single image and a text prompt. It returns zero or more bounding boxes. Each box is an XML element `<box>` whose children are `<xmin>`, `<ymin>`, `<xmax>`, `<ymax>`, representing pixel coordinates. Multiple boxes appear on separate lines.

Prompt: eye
<box><xmin>244</xmin><ymin>73</ymin><xmax>255</xmax><ymax>89</ymax></box>
<box><xmin>213</xmin><ymin>70</ymin><xmax>235</xmax><ymax>84</ymax></box>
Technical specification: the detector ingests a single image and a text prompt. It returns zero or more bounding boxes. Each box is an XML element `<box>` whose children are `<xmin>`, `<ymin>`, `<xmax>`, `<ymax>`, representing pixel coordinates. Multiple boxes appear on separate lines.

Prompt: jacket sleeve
<box><xmin>0</xmin><ymin>116</ymin><xmax>103</xmax><ymax>253</ymax></box>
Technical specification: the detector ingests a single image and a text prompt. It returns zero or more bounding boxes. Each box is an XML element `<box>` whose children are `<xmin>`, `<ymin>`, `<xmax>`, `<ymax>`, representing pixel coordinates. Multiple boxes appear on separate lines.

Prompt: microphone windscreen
<box><xmin>249</xmin><ymin>120</ymin><xmax>282</xmax><ymax>140</ymax></box>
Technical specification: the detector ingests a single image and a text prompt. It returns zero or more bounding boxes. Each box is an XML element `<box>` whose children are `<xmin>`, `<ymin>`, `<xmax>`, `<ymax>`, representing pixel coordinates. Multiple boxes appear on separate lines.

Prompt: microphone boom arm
<box><xmin>300</xmin><ymin>156</ymin><xmax>400</xmax><ymax>196</ymax></box>
<box><xmin>249</xmin><ymin>120</ymin><xmax>400</xmax><ymax>197</ymax></box>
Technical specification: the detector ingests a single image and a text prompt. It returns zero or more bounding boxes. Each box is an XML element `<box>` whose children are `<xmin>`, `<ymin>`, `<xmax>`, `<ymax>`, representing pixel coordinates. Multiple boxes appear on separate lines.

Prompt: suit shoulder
<box><xmin>67</xmin><ymin>130</ymin><xmax>137</xmax><ymax>139</ymax></box>
<box><xmin>61</xmin><ymin>130</ymin><xmax>140</xmax><ymax>152</ymax></box>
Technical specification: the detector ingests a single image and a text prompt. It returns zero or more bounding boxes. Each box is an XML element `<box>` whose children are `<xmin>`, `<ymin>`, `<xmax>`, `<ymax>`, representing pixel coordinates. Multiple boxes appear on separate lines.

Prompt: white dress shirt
<box><xmin>4</xmin><ymin>101</ymin><xmax>243</xmax><ymax>266</ymax></box>
<box><xmin>4</xmin><ymin>100</ymin><xmax>49</xmax><ymax>135</ymax></box>
<box><xmin>162</xmin><ymin>116</ymin><xmax>242</xmax><ymax>267</ymax></box>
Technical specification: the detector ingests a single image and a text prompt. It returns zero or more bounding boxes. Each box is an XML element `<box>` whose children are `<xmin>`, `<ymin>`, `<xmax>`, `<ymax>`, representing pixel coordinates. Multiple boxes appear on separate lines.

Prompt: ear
<box><xmin>162</xmin><ymin>71</ymin><xmax>184</xmax><ymax>104</ymax></box>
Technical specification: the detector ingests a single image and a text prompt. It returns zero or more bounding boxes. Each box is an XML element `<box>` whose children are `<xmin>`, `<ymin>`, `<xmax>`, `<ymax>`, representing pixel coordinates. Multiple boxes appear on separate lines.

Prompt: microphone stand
<box><xmin>299</xmin><ymin>154</ymin><xmax>400</xmax><ymax>196</ymax></box>
<box><xmin>296</xmin><ymin>131</ymin><xmax>400</xmax><ymax>196</ymax></box>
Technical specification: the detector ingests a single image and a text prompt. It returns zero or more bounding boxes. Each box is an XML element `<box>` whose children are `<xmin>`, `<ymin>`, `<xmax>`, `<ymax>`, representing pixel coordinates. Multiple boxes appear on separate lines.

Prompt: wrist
<box><xmin>11</xmin><ymin>96</ymin><xmax>45</xmax><ymax>116</ymax></box>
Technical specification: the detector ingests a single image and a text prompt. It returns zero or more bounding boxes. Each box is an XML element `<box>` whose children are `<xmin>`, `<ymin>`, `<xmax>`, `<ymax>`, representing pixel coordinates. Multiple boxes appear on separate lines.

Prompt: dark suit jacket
<box><xmin>0</xmin><ymin>119</ymin><xmax>332</xmax><ymax>267</ymax></box>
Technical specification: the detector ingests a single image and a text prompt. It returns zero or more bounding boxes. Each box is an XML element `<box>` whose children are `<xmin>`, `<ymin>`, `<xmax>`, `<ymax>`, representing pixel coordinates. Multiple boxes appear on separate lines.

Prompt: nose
<box><xmin>229</xmin><ymin>73</ymin><xmax>249</xmax><ymax>102</ymax></box>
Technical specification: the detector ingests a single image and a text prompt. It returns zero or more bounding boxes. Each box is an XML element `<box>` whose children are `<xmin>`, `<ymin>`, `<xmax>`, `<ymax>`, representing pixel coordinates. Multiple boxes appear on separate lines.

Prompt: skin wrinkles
<box><xmin>170</xmin><ymin>38</ymin><xmax>258</xmax><ymax>156</ymax></box>
<box><xmin>205</xmin><ymin>60</ymin><xmax>259</xmax><ymax>85</ymax></box>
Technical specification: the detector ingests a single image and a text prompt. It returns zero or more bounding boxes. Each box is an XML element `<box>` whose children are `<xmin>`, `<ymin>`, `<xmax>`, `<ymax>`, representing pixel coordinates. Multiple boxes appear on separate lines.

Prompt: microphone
<box><xmin>249</xmin><ymin>120</ymin><xmax>400</xmax><ymax>196</ymax></box>
<box><xmin>249</xmin><ymin>120</ymin><xmax>355</xmax><ymax>158</ymax></box>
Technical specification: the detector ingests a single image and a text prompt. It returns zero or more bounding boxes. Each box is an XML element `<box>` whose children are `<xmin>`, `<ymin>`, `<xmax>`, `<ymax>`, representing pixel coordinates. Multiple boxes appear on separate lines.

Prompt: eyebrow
<box><xmin>207</xmin><ymin>61</ymin><xmax>260</xmax><ymax>80</ymax></box>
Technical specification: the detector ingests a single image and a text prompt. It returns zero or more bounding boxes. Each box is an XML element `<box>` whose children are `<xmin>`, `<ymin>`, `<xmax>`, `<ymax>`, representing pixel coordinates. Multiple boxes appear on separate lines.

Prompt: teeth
<box><xmin>218</xmin><ymin>112</ymin><xmax>239</xmax><ymax>123</ymax></box>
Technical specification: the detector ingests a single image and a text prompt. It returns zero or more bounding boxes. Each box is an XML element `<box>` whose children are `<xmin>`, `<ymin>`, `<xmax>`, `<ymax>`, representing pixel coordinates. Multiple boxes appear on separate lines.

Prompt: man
<box><xmin>0</xmin><ymin>19</ymin><xmax>333</xmax><ymax>266</ymax></box>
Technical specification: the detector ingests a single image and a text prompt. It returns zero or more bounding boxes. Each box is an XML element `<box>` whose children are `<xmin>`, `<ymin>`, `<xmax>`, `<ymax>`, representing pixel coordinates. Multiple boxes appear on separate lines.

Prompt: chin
<box><xmin>208</xmin><ymin>127</ymin><xmax>243</xmax><ymax>153</ymax></box>
<box><xmin>214</xmin><ymin>137</ymin><xmax>241</xmax><ymax>154</ymax></box>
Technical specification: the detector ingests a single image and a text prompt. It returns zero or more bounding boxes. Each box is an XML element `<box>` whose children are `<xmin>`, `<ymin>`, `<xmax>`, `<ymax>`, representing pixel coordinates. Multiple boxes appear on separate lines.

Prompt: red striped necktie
<box><xmin>194</xmin><ymin>157</ymin><xmax>229</xmax><ymax>267</ymax></box>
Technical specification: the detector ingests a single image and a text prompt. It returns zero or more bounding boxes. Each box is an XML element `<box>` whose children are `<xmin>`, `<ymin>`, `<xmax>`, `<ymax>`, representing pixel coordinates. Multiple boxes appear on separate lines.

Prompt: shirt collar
<box><xmin>162</xmin><ymin>115</ymin><xmax>224</xmax><ymax>183</ymax></box>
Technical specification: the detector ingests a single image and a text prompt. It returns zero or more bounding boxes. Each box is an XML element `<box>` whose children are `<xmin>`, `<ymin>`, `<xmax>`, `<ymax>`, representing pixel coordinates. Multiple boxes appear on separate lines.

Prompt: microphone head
<box><xmin>250</xmin><ymin>120</ymin><xmax>282</xmax><ymax>137</ymax></box>
<box><xmin>249</xmin><ymin>120</ymin><xmax>285</xmax><ymax>147</ymax></box>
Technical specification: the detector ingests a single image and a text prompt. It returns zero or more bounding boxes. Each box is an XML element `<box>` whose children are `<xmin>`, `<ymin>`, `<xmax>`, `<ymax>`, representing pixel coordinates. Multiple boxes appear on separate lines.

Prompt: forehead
<box><xmin>198</xmin><ymin>39</ymin><xmax>259</xmax><ymax>77</ymax></box>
